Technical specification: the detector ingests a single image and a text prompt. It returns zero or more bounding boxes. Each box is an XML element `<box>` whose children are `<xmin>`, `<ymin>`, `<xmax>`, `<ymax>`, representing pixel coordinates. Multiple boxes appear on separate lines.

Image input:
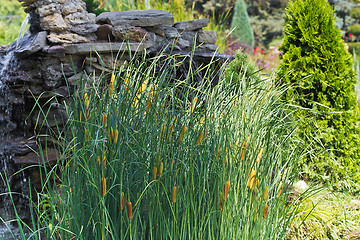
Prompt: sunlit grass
<box><xmin>8</xmin><ymin>47</ymin><xmax>301</xmax><ymax>239</ymax></box>
<box><xmin>288</xmin><ymin>187</ymin><xmax>360</xmax><ymax>240</ymax></box>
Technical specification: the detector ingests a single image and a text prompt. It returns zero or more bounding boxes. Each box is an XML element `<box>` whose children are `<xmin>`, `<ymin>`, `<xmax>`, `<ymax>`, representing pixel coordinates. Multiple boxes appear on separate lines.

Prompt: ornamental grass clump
<box><xmin>26</xmin><ymin>48</ymin><xmax>301</xmax><ymax>239</ymax></box>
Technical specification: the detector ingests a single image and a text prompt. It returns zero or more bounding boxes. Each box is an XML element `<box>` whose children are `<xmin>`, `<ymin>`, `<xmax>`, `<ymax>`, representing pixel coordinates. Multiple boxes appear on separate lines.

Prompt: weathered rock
<box><xmin>96</xmin><ymin>9</ymin><xmax>174</xmax><ymax>27</ymax></box>
<box><xmin>64</xmin><ymin>42</ymin><xmax>154</xmax><ymax>55</ymax></box>
<box><xmin>43</xmin><ymin>66</ymin><xmax>63</xmax><ymax>83</ymax></box>
<box><xmin>0</xmin><ymin>114</ymin><xmax>17</xmax><ymax>132</ymax></box>
<box><xmin>70</xmin><ymin>23</ymin><xmax>98</xmax><ymax>35</ymax></box>
<box><xmin>178</xmin><ymin>31</ymin><xmax>196</xmax><ymax>43</ymax></box>
<box><xmin>62</xmin><ymin>0</ymin><xmax>86</xmax><ymax>15</ymax></box>
<box><xmin>175</xmin><ymin>38</ymin><xmax>191</xmax><ymax>50</ymax></box>
<box><xmin>36</xmin><ymin>3</ymin><xmax>59</xmax><ymax>17</ymax></box>
<box><xmin>146</xmin><ymin>25</ymin><xmax>179</xmax><ymax>38</ymax></box>
<box><xmin>196</xmin><ymin>43</ymin><xmax>218</xmax><ymax>52</ymax></box>
<box><xmin>0</xmin><ymin>44</ymin><xmax>10</xmax><ymax>51</ymax></box>
<box><xmin>32</xmin><ymin>106</ymin><xmax>67</xmax><ymax>127</ymax></box>
<box><xmin>96</xmin><ymin>24</ymin><xmax>115</xmax><ymax>41</ymax></box>
<box><xmin>173</xmin><ymin>18</ymin><xmax>209</xmax><ymax>31</ymax></box>
<box><xmin>28</xmin><ymin>10</ymin><xmax>42</xmax><ymax>33</ymax></box>
<box><xmin>13</xmin><ymin>148</ymin><xmax>59</xmax><ymax>166</ymax></box>
<box><xmin>41</xmin><ymin>13</ymin><xmax>67</xmax><ymax>32</ymax></box>
<box><xmin>100</xmin><ymin>54</ymin><xmax>126</xmax><ymax>69</ymax></box>
<box><xmin>47</xmin><ymin>33</ymin><xmax>90</xmax><ymax>44</ymax></box>
<box><xmin>17</xmin><ymin>57</ymin><xmax>40</xmax><ymax>70</ymax></box>
<box><xmin>197</xmin><ymin>30</ymin><xmax>217</xmax><ymax>44</ymax></box>
<box><xmin>67</xmin><ymin>72</ymin><xmax>84</xmax><ymax>85</ymax></box>
<box><xmin>28</xmin><ymin>84</ymin><xmax>45</xmax><ymax>95</ymax></box>
<box><xmin>59</xmin><ymin>55</ymin><xmax>83</xmax><ymax>76</ymax></box>
<box><xmin>7</xmin><ymin>69</ymin><xmax>42</xmax><ymax>84</ymax></box>
<box><xmin>14</xmin><ymin>31</ymin><xmax>47</xmax><ymax>58</ymax></box>
<box><xmin>3</xmin><ymin>138</ymin><xmax>37</xmax><ymax>155</ymax></box>
<box><xmin>54</xmin><ymin>86</ymin><xmax>70</xmax><ymax>97</ymax></box>
<box><xmin>64</xmin><ymin>11</ymin><xmax>96</xmax><ymax>26</ymax></box>
<box><xmin>112</xmin><ymin>25</ymin><xmax>149</xmax><ymax>42</ymax></box>
<box><xmin>42</xmin><ymin>45</ymin><xmax>66</xmax><ymax>57</ymax></box>
<box><xmin>85</xmin><ymin>62</ymin><xmax>112</xmax><ymax>74</ymax></box>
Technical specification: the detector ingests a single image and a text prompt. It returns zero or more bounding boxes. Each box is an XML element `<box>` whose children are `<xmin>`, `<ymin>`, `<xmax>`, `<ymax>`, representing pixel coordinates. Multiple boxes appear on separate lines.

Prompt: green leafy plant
<box><xmin>349</xmin><ymin>24</ymin><xmax>360</xmax><ymax>36</ymax></box>
<box><xmin>278</xmin><ymin>0</ymin><xmax>360</xmax><ymax>190</ymax></box>
<box><xmin>84</xmin><ymin>0</ymin><xmax>106</xmax><ymax>15</ymax></box>
<box><xmin>350</xmin><ymin>7</ymin><xmax>360</xmax><ymax>22</ymax></box>
<box><xmin>231</xmin><ymin>0</ymin><xmax>255</xmax><ymax>47</ymax></box>
<box><xmin>225</xmin><ymin>50</ymin><xmax>259</xmax><ymax>84</ymax></box>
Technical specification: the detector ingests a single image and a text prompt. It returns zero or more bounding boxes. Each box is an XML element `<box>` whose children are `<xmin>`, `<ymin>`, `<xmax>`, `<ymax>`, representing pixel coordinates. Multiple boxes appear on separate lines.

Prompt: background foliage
<box><xmin>0</xmin><ymin>0</ymin><xmax>26</xmax><ymax>45</ymax></box>
<box><xmin>231</xmin><ymin>0</ymin><xmax>254</xmax><ymax>47</ymax></box>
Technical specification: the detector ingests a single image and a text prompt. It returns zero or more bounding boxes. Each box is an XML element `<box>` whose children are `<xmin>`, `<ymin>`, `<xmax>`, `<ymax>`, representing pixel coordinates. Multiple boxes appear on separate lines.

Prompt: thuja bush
<box><xmin>22</xmin><ymin>50</ymin><xmax>301</xmax><ymax>239</ymax></box>
<box><xmin>231</xmin><ymin>0</ymin><xmax>255</xmax><ymax>47</ymax></box>
<box><xmin>278</xmin><ymin>0</ymin><xmax>360</xmax><ymax>190</ymax></box>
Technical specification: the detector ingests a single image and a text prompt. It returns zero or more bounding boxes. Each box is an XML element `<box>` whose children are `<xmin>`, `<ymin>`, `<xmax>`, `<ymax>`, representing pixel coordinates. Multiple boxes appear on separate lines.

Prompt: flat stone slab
<box><xmin>64</xmin><ymin>42</ymin><xmax>153</xmax><ymax>55</ymax></box>
<box><xmin>13</xmin><ymin>148</ymin><xmax>59</xmax><ymax>166</ymax></box>
<box><xmin>47</xmin><ymin>33</ymin><xmax>90</xmax><ymax>44</ymax></box>
<box><xmin>96</xmin><ymin>9</ymin><xmax>174</xmax><ymax>27</ymax></box>
<box><xmin>174</xmin><ymin>18</ymin><xmax>209</xmax><ymax>31</ymax></box>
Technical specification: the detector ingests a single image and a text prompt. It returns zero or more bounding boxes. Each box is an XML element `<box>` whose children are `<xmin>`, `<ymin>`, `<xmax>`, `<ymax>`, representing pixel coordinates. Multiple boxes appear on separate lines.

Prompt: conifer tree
<box><xmin>231</xmin><ymin>0</ymin><xmax>255</xmax><ymax>47</ymax></box>
<box><xmin>278</xmin><ymin>0</ymin><xmax>360</xmax><ymax>189</ymax></box>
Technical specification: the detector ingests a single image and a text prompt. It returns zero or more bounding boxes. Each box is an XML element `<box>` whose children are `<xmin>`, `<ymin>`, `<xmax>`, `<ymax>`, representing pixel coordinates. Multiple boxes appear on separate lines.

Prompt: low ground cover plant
<box><xmin>288</xmin><ymin>187</ymin><xmax>360</xmax><ymax>239</ymax></box>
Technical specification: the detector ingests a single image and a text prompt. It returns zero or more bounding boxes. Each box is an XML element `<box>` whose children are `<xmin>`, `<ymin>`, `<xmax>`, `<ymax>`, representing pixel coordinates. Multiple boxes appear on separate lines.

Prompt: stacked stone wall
<box><xmin>0</xmin><ymin>0</ymin><xmax>232</xmax><ymax>195</ymax></box>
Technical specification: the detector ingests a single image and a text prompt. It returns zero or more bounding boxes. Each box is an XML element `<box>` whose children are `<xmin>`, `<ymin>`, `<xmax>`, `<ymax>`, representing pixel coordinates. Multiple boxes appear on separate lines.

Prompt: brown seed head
<box><xmin>264</xmin><ymin>187</ymin><xmax>269</xmax><ymax>200</ymax></box>
<box><xmin>220</xmin><ymin>192</ymin><xmax>224</xmax><ymax>212</ymax></box>
<box><xmin>256</xmin><ymin>147</ymin><xmax>264</xmax><ymax>163</ymax></box>
<box><xmin>126</xmin><ymin>201</ymin><xmax>133</xmax><ymax>220</ymax></box>
<box><xmin>178</xmin><ymin>125</ymin><xmax>187</xmax><ymax>144</ymax></box>
<box><xmin>103</xmin><ymin>113</ymin><xmax>107</xmax><ymax>128</ymax></box>
<box><xmin>247</xmin><ymin>169</ymin><xmax>257</xmax><ymax>190</ymax></box>
<box><xmin>171</xmin><ymin>186</ymin><xmax>177</xmax><ymax>203</ymax></box>
<box><xmin>101</xmin><ymin>178</ymin><xmax>107</xmax><ymax>197</ymax></box>
<box><xmin>224</xmin><ymin>181</ymin><xmax>230</xmax><ymax>200</ymax></box>
<box><xmin>152</xmin><ymin>167</ymin><xmax>157</xmax><ymax>180</ymax></box>
<box><xmin>159</xmin><ymin>162</ymin><xmax>163</xmax><ymax>177</ymax></box>
<box><xmin>263</xmin><ymin>204</ymin><xmax>269</xmax><ymax>218</ymax></box>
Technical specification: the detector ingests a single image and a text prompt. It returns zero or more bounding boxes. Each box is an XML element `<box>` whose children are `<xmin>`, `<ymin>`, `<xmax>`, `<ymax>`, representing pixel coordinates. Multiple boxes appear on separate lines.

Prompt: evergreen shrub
<box><xmin>231</xmin><ymin>0</ymin><xmax>255</xmax><ymax>47</ymax></box>
<box><xmin>278</xmin><ymin>0</ymin><xmax>360</xmax><ymax>190</ymax></box>
<box><xmin>225</xmin><ymin>50</ymin><xmax>259</xmax><ymax>84</ymax></box>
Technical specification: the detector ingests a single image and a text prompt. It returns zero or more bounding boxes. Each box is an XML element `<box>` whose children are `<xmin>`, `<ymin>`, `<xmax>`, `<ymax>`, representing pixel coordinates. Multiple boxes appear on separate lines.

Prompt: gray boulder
<box><xmin>14</xmin><ymin>31</ymin><xmax>48</xmax><ymax>58</ymax></box>
<box><xmin>96</xmin><ymin>9</ymin><xmax>174</xmax><ymax>27</ymax></box>
<box><xmin>173</xmin><ymin>18</ymin><xmax>209</xmax><ymax>31</ymax></box>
